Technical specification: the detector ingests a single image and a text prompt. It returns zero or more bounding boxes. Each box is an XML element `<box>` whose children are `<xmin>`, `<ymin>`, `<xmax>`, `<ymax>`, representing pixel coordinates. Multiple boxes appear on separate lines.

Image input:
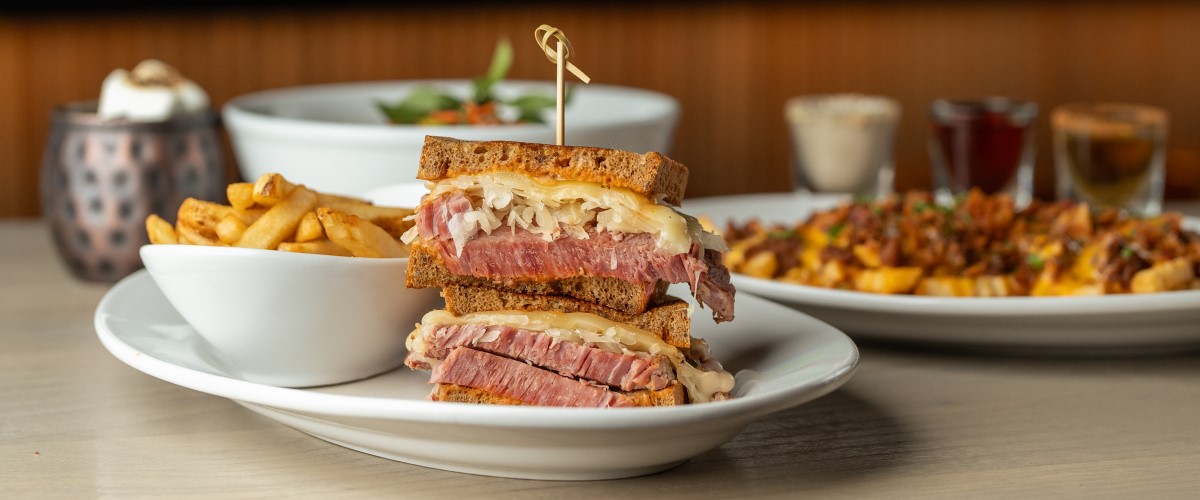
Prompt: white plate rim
<box><xmin>95</xmin><ymin>271</ymin><xmax>860</xmax><ymax>430</ymax></box>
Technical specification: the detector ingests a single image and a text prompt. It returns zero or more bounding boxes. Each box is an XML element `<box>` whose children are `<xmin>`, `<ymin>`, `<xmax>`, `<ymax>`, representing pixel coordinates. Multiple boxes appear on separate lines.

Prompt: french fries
<box><xmin>236</xmin><ymin>185</ymin><xmax>318</xmax><ymax>249</ymax></box>
<box><xmin>215</xmin><ymin>214</ymin><xmax>248</xmax><ymax>244</ymax></box>
<box><xmin>226</xmin><ymin>182</ymin><xmax>255</xmax><ymax>210</ymax></box>
<box><xmin>145</xmin><ymin>173</ymin><xmax>413</xmax><ymax>258</ymax></box>
<box><xmin>294</xmin><ymin>211</ymin><xmax>325</xmax><ymax>243</ymax></box>
<box><xmin>317</xmin><ymin>208</ymin><xmax>409</xmax><ymax>258</ymax></box>
<box><xmin>252</xmin><ymin>173</ymin><xmax>296</xmax><ymax>207</ymax></box>
<box><xmin>145</xmin><ymin>214</ymin><xmax>177</xmax><ymax>245</ymax></box>
<box><xmin>278</xmin><ymin>240</ymin><xmax>353</xmax><ymax>257</ymax></box>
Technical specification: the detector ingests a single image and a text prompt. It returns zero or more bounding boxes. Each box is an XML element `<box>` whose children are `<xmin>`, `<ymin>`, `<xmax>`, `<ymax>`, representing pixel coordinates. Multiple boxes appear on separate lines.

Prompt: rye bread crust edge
<box><xmin>441</xmin><ymin>285</ymin><xmax>692</xmax><ymax>349</ymax></box>
<box><xmin>432</xmin><ymin>382</ymin><xmax>687</xmax><ymax>407</ymax></box>
<box><xmin>418</xmin><ymin>136</ymin><xmax>689</xmax><ymax>206</ymax></box>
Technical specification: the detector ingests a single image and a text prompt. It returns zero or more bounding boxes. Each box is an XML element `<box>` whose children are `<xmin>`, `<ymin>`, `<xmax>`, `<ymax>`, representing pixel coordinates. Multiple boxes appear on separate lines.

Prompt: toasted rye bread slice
<box><xmin>418</xmin><ymin>136</ymin><xmax>689</xmax><ymax>206</ymax></box>
<box><xmin>407</xmin><ymin>242</ymin><xmax>667</xmax><ymax>314</ymax></box>
<box><xmin>442</xmin><ymin>285</ymin><xmax>691</xmax><ymax>349</ymax></box>
<box><xmin>432</xmin><ymin>382</ymin><xmax>687</xmax><ymax>407</ymax></box>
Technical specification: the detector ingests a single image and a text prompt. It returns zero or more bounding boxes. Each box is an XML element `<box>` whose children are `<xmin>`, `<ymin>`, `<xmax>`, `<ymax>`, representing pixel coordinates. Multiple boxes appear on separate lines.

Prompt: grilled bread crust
<box><xmin>418</xmin><ymin>136</ymin><xmax>689</xmax><ymax>206</ymax></box>
<box><xmin>431</xmin><ymin>382</ymin><xmax>687</xmax><ymax>407</ymax></box>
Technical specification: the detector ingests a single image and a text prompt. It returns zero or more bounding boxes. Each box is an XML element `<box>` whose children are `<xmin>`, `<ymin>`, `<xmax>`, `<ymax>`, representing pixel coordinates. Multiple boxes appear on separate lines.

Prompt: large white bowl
<box><xmin>223</xmin><ymin>80</ymin><xmax>680</xmax><ymax>196</ymax></box>
<box><xmin>139</xmin><ymin>245</ymin><xmax>442</xmax><ymax>387</ymax></box>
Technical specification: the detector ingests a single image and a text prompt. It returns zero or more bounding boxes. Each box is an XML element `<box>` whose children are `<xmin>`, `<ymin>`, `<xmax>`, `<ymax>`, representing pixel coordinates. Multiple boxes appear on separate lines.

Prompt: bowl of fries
<box><xmin>139</xmin><ymin>173</ymin><xmax>440</xmax><ymax>387</ymax></box>
<box><xmin>223</xmin><ymin>80</ymin><xmax>679</xmax><ymax>196</ymax></box>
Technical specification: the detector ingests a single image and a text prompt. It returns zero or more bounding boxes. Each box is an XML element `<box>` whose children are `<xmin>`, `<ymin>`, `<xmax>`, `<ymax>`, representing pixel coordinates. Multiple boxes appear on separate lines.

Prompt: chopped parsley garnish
<box><xmin>913</xmin><ymin>202</ymin><xmax>931</xmax><ymax>214</ymax></box>
<box><xmin>768</xmin><ymin>229</ymin><xmax>797</xmax><ymax>240</ymax></box>
<box><xmin>1026</xmin><ymin>253</ymin><xmax>1045</xmax><ymax>269</ymax></box>
<box><xmin>1120</xmin><ymin>247</ymin><xmax>1135</xmax><ymax>260</ymax></box>
<box><xmin>826</xmin><ymin>223</ymin><xmax>845</xmax><ymax>239</ymax></box>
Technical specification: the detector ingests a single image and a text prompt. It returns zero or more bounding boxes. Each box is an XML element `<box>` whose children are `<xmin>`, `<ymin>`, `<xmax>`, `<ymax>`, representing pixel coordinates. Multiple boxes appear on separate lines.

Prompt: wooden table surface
<box><xmin>4</xmin><ymin>216</ymin><xmax>1199</xmax><ymax>498</ymax></box>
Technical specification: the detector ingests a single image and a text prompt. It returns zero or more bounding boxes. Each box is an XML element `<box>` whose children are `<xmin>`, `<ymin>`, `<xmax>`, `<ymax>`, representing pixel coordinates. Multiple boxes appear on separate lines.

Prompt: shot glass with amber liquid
<box><xmin>1052</xmin><ymin>103</ymin><xmax>1167</xmax><ymax>215</ymax></box>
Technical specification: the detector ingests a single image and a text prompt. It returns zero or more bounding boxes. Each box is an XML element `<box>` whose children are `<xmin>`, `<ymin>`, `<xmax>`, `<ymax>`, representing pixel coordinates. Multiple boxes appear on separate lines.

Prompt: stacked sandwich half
<box><xmin>402</xmin><ymin>136</ymin><xmax>737</xmax><ymax>407</ymax></box>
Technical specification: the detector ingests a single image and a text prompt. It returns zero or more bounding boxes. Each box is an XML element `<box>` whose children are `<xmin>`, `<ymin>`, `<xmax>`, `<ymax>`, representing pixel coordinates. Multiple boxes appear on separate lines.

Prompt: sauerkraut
<box><xmin>409</xmin><ymin>172</ymin><xmax>727</xmax><ymax>257</ymax></box>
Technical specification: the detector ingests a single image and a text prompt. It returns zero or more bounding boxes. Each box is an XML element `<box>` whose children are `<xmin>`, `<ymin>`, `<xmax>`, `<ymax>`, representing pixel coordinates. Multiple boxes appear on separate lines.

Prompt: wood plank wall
<box><xmin>3</xmin><ymin>2</ymin><xmax>1200</xmax><ymax>217</ymax></box>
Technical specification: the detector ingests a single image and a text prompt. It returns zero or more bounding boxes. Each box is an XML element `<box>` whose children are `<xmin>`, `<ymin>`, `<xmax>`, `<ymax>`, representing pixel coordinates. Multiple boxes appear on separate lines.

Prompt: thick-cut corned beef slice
<box><xmin>415</xmin><ymin>192</ymin><xmax>473</xmax><ymax>241</ymax></box>
<box><xmin>407</xmin><ymin>323</ymin><xmax>675</xmax><ymax>391</ymax></box>
<box><xmin>431</xmin><ymin>347</ymin><xmax>636</xmax><ymax>408</ymax></box>
<box><xmin>430</xmin><ymin>232</ymin><xmax>734</xmax><ymax>321</ymax></box>
<box><xmin>414</xmin><ymin>191</ymin><xmax>737</xmax><ymax>321</ymax></box>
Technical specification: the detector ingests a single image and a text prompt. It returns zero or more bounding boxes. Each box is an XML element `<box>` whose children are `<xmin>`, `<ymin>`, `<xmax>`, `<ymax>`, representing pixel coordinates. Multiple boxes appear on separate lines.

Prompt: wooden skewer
<box><xmin>557</xmin><ymin>39</ymin><xmax>565</xmax><ymax>145</ymax></box>
<box><xmin>534</xmin><ymin>25</ymin><xmax>590</xmax><ymax>146</ymax></box>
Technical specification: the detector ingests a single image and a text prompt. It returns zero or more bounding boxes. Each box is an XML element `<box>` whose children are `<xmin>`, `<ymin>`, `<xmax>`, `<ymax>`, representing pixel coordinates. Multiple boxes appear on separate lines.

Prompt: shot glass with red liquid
<box><xmin>928</xmin><ymin>98</ymin><xmax>1038</xmax><ymax>206</ymax></box>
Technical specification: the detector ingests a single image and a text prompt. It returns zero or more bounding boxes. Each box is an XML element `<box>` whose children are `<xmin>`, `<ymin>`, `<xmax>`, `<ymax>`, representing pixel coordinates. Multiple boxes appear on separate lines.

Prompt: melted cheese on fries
<box><xmin>721</xmin><ymin>191</ymin><xmax>1200</xmax><ymax>297</ymax></box>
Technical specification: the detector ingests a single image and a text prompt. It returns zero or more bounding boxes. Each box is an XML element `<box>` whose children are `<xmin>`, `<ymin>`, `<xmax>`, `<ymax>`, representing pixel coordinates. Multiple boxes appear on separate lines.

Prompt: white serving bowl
<box><xmin>139</xmin><ymin>245</ymin><xmax>441</xmax><ymax>387</ymax></box>
<box><xmin>223</xmin><ymin>80</ymin><xmax>680</xmax><ymax>196</ymax></box>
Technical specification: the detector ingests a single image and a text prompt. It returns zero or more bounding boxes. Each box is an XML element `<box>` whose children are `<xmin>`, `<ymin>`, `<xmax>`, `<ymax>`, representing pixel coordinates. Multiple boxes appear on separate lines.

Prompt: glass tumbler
<box><xmin>928</xmin><ymin>98</ymin><xmax>1038</xmax><ymax>207</ymax></box>
<box><xmin>39</xmin><ymin>101</ymin><xmax>225</xmax><ymax>282</ymax></box>
<box><xmin>1052</xmin><ymin>103</ymin><xmax>1167</xmax><ymax>214</ymax></box>
<box><xmin>785</xmin><ymin>94</ymin><xmax>900</xmax><ymax>197</ymax></box>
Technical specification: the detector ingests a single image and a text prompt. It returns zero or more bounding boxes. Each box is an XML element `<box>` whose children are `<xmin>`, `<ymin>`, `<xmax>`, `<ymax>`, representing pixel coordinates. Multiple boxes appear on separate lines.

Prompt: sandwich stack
<box><xmin>402</xmin><ymin>136</ymin><xmax>737</xmax><ymax>407</ymax></box>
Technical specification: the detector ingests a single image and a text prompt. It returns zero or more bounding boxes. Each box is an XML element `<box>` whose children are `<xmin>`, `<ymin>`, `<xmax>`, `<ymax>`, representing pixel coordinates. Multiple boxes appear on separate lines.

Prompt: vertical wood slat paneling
<box><xmin>3</xmin><ymin>3</ymin><xmax>1200</xmax><ymax>217</ymax></box>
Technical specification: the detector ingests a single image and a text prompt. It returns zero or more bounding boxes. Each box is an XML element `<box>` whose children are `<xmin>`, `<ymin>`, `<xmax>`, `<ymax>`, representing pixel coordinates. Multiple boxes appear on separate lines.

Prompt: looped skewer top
<box><xmin>534</xmin><ymin>24</ymin><xmax>591</xmax><ymax>84</ymax></box>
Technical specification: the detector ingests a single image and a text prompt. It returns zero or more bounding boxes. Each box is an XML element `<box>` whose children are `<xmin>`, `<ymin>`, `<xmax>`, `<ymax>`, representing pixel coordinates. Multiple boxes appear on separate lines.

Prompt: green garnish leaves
<box><xmin>472</xmin><ymin>38</ymin><xmax>513</xmax><ymax>104</ymax></box>
<box><xmin>1120</xmin><ymin>247</ymin><xmax>1135</xmax><ymax>260</ymax></box>
<box><xmin>376</xmin><ymin>88</ymin><xmax>462</xmax><ymax>124</ymax></box>
<box><xmin>1027</xmin><ymin>253</ymin><xmax>1045</xmax><ymax>269</ymax></box>
<box><xmin>913</xmin><ymin>202</ymin><xmax>931</xmax><ymax>214</ymax></box>
<box><xmin>827</xmin><ymin>223</ymin><xmax>845</xmax><ymax>239</ymax></box>
<box><xmin>377</xmin><ymin>38</ymin><xmax>559</xmax><ymax>125</ymax></box>
<box><xmin>768</xmin><ymin>229</ymin><xmax>797</xmax><ymax>240</ymax></box>
<box><xmin>507</xmin><ymin>93</ymin><xmax>558</xmax><ymax>124</ymax></box>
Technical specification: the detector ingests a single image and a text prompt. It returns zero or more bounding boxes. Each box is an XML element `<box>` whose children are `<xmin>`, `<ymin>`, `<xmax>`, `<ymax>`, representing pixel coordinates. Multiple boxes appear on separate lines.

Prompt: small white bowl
<box><xmin>223</xmin><ymin>80</ymin><xmax>680</xmax><ymax>196</ymax></box>
<box><xmin>139</xmin><ymin>245</ymin><xmax>441</xmax><ymax>387</ymax></box>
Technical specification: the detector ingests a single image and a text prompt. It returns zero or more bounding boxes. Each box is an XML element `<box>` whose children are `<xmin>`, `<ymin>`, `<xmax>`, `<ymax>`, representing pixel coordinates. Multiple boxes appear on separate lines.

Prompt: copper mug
<box><xmin>40</xmin><ymin>101</ymin><xmax>225</xmax><ymax>282</ymax></box>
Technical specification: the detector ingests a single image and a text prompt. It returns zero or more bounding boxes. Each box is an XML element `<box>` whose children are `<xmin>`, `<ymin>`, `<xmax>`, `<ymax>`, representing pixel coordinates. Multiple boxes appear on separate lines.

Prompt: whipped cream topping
<box><xmin>98</xmin><ymin>59</ymin><xmax>210</xmax><ymax>122</ymax></box>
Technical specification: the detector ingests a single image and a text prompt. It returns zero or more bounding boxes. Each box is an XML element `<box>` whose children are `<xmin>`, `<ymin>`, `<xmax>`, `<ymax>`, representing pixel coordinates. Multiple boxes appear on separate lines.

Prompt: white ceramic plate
<box><xmin>684</xmin><ymin>192</ymin><xmax>1200</xmax><ymax>354</ymax></box>
<box><xmin>95</xmin><ymin>271</ymin><xmax>859</xmax><ymax>480</ymax></box>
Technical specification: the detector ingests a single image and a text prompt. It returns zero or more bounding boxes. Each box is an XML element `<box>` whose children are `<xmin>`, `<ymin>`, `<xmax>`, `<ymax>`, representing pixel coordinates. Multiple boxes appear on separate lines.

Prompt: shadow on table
<box><xmin>854</xmin><ymin>337</ymin><xmax>1200</xmax><ymax>375</ymax></box>
<box><xmin>622</xmin><ymin>387</ymin><xmax>912</xmax><ymax>492</ymax></box>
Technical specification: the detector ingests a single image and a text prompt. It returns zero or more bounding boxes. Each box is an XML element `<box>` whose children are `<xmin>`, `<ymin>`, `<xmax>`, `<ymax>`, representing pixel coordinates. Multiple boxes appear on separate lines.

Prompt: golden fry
<box><xmin>317</xmin><ymin>194</ymin><xmax>415</xmax><ymax>238</ymax></box>
<box><xmin>215</xmin><ymin>214</ymin><xmax>248</xmax><ymax>244</ymax></box>
<box><xmin>252</xmin><ymin>173</ymin><xmax>297</xmax><ymax>207</ymax></box>
<box><xmin>226</xmin><ymin>182</ymin><xmax>255</xmax><ymax>210</ymax></box>
<box><xmin>145</xmin><ymin>214</ymin><xmax>178</xmax><ymax>245</ymax></box>
<box><xmin>236</xmin><ymin>186</ymin><xmax>318</xmax><ymax>249</ymax></box>
<box><xmin>278</xmin><ymin>239</ymin><xmax>353</xmax><ymax>257</ymax></box>
<box><xmin>317</xmin><ymin>207</ymin><xmax>408</xmax><ymax>258</ymax></box>
<box><xmin>233</xmin><ymin>206</ymin><xmax>268</xmax><ymax>225</ymax></box>
<box><xmin>176</xmin><ymin>221</ymin><xmax>225</xmax><ymax>246</ymax></box>
<box><xmin>294</xmin><ymin>211</ymin><xmax>325</xmax><ymax>243</ymax></box>
<box><xmin>176</xmin><ymin>198</ymin><xmax>231</xmax><ymax>245</ymax></box>
<box><xmin>741</xmin><ymin>252</ymin><xmax>777</xmax><ymax>279</ymax></box>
